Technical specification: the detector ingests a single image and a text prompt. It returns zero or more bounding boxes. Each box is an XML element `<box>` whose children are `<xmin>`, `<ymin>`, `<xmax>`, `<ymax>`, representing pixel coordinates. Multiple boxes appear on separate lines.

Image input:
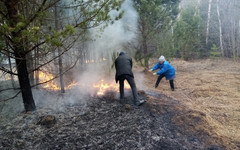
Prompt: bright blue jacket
<box><xmin>152</xmin><ymin>61</ymin><xmax>176</xmax><ymax>80</ymax></box>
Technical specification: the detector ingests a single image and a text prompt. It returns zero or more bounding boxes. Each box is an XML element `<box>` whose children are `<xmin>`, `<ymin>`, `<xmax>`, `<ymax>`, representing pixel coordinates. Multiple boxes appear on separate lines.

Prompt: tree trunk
<box><xmin>6</xmin><ymin>41</ymin><xmax>15</xmax><ymax>88</ymax></box>
<box><xmin>14</xmin><ymin>50</ymin><xmax>36</xmax><ymax>111</ymax></box>
<box><xmin>8</xmin><ymin>55</ymin><xmax>15</xmax><ymax>88</ymax></box>
<box><xmin>58</xmin><ymin>48</ymin><xmax>65</xmax><ymax>93</ymax></box>
<box><xmin>54</xmin><ymin>3</ymin><xmax>65</xmax><ymax>93</ymax></box>
<box><xmin>27</xmin><ymin>51</ymin><xmax>34</xmax><ymax>85</ymax></box>
<box><xmin>238</xmin><ymin>20</ymin><xmax>240</xmax><ymax>58</ymax></box>
<box><xmin>34</xmin><ymin>44</ymin><xmax>40</xmax><ymax>88</ymax></box>
<box><xmin>230</xmin><ymin>0</ymin><xmax>236</xmax><ymax>60</ymax></box>
<box><xmin>143</xmin><ymin>38</ymin><xmax>148</xmax><ymax>68</ymax></box>
<box><xmin>206</xmin><ymin>0</ymin><xmax>212</xmax><ymax>45</ymax></box>
<box><xmin>142</xmin><ymin>20</ymin><xmax>149</xmax><ymax>68</ymax></box>
<box><xmin>197</xmin><ymin>0</ymin><xmax>201</xmax><ymax>14</ymax></box>
<box><xmin>5</xmin><ymin>0</ymin><xmax>36</xmax><ymax>112</ymax></box>
<box><xmin>231</xmin><ymin>18</ymin><xmax>236</xmax><ymax>59</ymax></box>
<box><xmin>217</xmin><ymin>0</ymin><xmax>224</xmax><ymax>57</ymax></box>
<box><xmin>197</xmin><ymin>0</ymin><xmax>201</xmax><ymax>38</ymax></box>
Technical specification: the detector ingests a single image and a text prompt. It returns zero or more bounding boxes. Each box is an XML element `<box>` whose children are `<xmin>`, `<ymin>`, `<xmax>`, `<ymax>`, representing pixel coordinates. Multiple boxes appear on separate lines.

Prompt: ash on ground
<box><xmin>0</xmin><ymin>90</ymin><xmax>232</xmax><ymax>150</ymax></box>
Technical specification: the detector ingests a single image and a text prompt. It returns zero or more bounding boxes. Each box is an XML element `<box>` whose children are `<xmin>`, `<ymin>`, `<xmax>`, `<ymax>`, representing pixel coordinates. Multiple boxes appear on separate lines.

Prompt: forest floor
<box><xmin>0</xmin><ymin>58</ymin><xmax>240</xmax><ymax>149</ymax></box>
<box><xmin>138</xmin><ymin>58</ymin><xmax>240</xmax><ymax>148</ymax></box>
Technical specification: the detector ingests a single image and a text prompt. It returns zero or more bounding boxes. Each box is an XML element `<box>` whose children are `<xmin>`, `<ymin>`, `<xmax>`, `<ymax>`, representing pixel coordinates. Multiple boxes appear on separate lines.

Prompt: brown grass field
<box><xmin>136</xmin><ymin>58</ymin><xmax>240</xmax><ymax>147</ymax></box>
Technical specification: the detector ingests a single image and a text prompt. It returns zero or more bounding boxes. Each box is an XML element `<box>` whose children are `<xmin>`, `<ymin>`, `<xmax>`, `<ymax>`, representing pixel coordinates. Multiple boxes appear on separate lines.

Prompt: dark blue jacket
<box><xmin>115</xmin><ymin>54</ymin><xmax>134</xmax><ymax>83</ymax></box>
<box><xmin>152</xmin><ymin>61</ymin><xmax>176</xmax><ymax>80</ymax></box>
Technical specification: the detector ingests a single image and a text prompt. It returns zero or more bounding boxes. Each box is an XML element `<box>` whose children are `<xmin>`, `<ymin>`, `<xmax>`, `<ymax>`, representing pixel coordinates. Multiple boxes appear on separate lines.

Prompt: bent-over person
<box><xmin>115</xmin><ymin>52</ymin><xmax>145</xmax><ymax>106</ymax></box>
<box><xmin>149</xmin><ymin>55</ymin><xmax>175</xmax><ymax>91</ymax></box>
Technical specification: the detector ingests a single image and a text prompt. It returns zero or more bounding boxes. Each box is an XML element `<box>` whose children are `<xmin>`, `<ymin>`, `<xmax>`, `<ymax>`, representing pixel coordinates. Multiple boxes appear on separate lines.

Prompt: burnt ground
<box><xmin>1</xmin><ymin>58</ymin><xmax>240</xmax><ymax>149</ymax></box>
<box><xmin>0</xmin><ymin>89</ymin><xmax>237</xmax><ymax>150</ymax></box>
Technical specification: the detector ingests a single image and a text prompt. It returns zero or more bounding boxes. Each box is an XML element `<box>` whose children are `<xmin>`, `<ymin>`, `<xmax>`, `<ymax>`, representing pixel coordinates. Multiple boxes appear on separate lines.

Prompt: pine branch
<box><xmin>0</xmin><ymin>67</ymin><xmax>18</xmax><ymax>75</ymax></box>
<box><xmin>0</xmin><ymin>87</ymin><xmax>20</xmax><ymax>93</ymax></box>
<box><xmin>0</xmin><ymin>90</ymin><xmax>21</xmax><ymax>102</ymax></box>
<box><xmin>0</xmin><ymin>10</ymin><xmax>7</xmax><ymax>18</ymax></box>
<box><xmin>25</xmin><ymin>41</ymin><xmax>46</xmax><ymax>55</ymax></box>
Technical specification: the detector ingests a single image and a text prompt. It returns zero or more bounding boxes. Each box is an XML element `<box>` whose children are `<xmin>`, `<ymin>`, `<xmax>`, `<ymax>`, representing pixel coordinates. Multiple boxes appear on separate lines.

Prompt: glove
<box><xmin>153</xmin><ymin>72</ymin><xmax>157</xmax><ymax>76</ymax></box>
<box><xmin>148</xmin><ymin>69</ymin><xmax>153</xmax><ymax>72</ymax></box>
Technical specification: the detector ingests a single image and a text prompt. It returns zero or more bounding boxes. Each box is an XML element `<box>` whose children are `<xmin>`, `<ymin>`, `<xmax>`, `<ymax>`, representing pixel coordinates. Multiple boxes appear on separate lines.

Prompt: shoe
<box><xmin>135</xmin><ymin>99</ymin><xmax>145</xmax><ymax>106</ymax></box>
<box><xmin>171</xmin><ymin>88</ymin><xmax>174</xmax><ymax>91</ymax></box>
<box><xmin>155</xmin><ymin>85</ymin><xmax>158</xmax><ymax>88</ymax></box>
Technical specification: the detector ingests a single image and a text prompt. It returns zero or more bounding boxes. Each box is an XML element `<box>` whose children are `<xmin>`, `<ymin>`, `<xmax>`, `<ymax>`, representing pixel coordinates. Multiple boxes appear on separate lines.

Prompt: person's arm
<box><xmin>156</xmin><ymin>64</ymin><xmax>168</xmax><ymax>75</ymax></box>
<box><xmin>152</xmin><ymin>63</ymin><xmax>160</xmax><ymax>71</ymax></box>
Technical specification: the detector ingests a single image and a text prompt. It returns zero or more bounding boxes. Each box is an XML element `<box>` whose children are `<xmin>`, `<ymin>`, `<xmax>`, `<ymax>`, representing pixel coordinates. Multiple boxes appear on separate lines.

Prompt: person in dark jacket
<box><xmin>149</xmin><ymin>55</ymin><xmax>175</xmax><ymax>91</ymax></box>
<box><xmin>115</xmin><ymin>52</ymin><xmax>145</xmax><ymax>106</ymax></box>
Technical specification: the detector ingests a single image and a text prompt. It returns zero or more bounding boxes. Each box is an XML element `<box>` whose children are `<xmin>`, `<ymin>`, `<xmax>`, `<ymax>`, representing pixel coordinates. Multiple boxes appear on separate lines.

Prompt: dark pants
<box><xmin>155</xmin><ymin>74</ymin><xmax>174</xmax><ymax>91</ymax></box>
<box><xmin>119</xmin><ymin>75</ymin><xmax>139</xmax><ymax>103</ymax></box>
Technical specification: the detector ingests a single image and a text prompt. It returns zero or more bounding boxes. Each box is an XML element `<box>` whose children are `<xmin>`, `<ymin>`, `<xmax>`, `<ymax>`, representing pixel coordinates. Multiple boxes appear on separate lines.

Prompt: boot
<box><xmin>135</xmin><ymin>99</ymin><xmax>145</xmax><ymax>106</ymax></box>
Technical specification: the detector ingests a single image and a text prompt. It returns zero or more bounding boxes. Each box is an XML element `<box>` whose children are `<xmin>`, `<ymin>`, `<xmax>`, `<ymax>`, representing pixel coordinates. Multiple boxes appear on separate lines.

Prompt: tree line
<box><xmin>137</xmin><ymin>0</ymin><xmax>240</xmax><ymax>61</ymax></box>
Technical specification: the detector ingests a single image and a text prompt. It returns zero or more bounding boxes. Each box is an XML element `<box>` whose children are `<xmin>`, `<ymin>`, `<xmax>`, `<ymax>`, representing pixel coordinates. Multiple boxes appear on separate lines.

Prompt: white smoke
<box><xmin>0</xmin><ymin>0</ymin><xmax>140</xmax><ymax>118</ymax></box>
<box><xmin>89</xmin><ymin>0</ymin><xmax>138</xmax><ymax>57</ymax></box>
<box><xmin>74</xmin><ymin>0</ymin><xmax>139</xmax><ymax>94</ymax></box>
<box><xmin>31</xmin><ymin>0</ymin><xmax>139</xmax><ymax>112</ymax></box>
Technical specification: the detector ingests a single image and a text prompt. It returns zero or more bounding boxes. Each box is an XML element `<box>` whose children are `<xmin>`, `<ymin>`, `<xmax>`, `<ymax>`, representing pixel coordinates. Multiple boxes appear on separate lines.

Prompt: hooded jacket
<box><xmin>152</xmin><ymin>60</ymin><xmax>176</xmax><ymax>80</ymax></box>
<box><xmin>115</xmin><ymin>54</ymin><xmax>134</xmax><ymax>83</ymax></box>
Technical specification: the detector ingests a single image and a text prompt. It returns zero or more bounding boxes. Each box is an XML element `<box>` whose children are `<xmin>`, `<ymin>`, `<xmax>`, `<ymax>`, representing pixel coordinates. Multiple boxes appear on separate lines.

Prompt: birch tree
<box><xmin>206</xmin><ymin>0</ymin><xmax>212</xmax><ymax>45</ymax></box>
<box><xmin>217</xmin><ymin>0</ymin><xmax>223</xmax><ymax>56</ymax></box>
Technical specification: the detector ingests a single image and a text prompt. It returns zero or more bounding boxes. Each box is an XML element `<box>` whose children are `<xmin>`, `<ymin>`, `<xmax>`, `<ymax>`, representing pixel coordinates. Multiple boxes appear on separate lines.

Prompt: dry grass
<box><xmin>136</xmin><ymin>58</ymin><xmax>240</xmax><ymax>146</ymax></box>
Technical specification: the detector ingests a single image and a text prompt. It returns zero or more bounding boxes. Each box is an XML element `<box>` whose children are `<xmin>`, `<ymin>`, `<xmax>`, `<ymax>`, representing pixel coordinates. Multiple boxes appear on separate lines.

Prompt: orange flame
<box><xmin>38</xmin><ymin>71</ymin><xmax>77</xmax><ymax>91</ymax></box>
<box><xmin>38</xmin><ymin>71</ymin><xmax>131</xmax><ymax>95</ymax></box>
<box><xmin>39</xmin><ymin>71</ymin><xmax>60</xmax><ymax>90</ymax></box>
<box><xmin>93</xmin><ymin>79</ymin><xmax>130</xmax><ymax>96</ymax></box>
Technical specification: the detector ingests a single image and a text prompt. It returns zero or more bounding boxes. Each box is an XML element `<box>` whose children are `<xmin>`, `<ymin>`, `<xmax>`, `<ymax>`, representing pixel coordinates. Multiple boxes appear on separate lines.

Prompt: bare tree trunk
<box><xmin>197</xmin><ymin>0</ymin><xmax>201</xmax><ymax>15</ymax></box>
<box><xmin>5</xmin><ymin>0</ymin><xmax>36</xmax><ymax>112</ymax></box>
<box><xmin>238</xmin><ymin>20</ymin><xmax>240</xmax><ymax>58</ymax></box>
<box><xmin>7</xmin><ymin>55</ymin><xmax>15</xmax><ymax>88</ymax></box>
<box><xmin>197</xmin><ymin>0</ymin><xmax>201</xmax><ymax>37</ymax></box>
<box><xmin>143</xmin><ymin>38</ymin><xmax>148</xmax><ymax>68</ymax></box>
<box><xmin>231</xmin><ymin>18</ymin><xmax>236</xmax><ymax>59</ymax></box>
<box><xmin>14</xmin><ymin>48</ymin><xmax>36</xmax><ymax>111</ymax></box>
<box><xmin>206</xmin><ymin>0</ymin><xmax>212</xmax><ymax>45</ymax></box>
<box><xmin>217</xmin><ymin>0</ymin><xmax>224</xmax><ymax>57</ymax></box>
<box><xmin>54</xmin><ymin>3</ymin><xmax>65</xmax><ymax>93</ymax></box>
<box><xmin>6</xmin><ymin>41</ymin><xmax>15</xmax><ymax>88</ymax></box>
<box><xmin>230</xmin><ymin>0</ymin><xmax>236</xmax><ymax>60</ymax></box>
<box><xmin>58</xmin><ymin>49</ymin><xmax>65</xmax><ymax>93</ymax></box>
<box><xmin>34</xmin><ymin>44</ymin><xmax>39</xmax><ymax>88</ymax></box>
<box><xmin>142</xmin><ymin>20</ymin><xmax>149</xmax><ymax>68</ymax></box>
<box><xmin>27</xmin><ymin>51</ymin><xmax>34</xmax><ymax>85</ymax></box>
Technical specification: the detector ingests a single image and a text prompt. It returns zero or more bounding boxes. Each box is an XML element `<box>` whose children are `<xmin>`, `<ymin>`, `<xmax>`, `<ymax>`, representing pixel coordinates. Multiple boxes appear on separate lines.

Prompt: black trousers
<box><xmin>155</xmin><ymin>74</ymin><xmax>174</xmax><ymax>90</ymax></box>
<box><xmin>119</xmin><ymin>75</ymin><xmax>139</xmax><ymax>102</ymax></box>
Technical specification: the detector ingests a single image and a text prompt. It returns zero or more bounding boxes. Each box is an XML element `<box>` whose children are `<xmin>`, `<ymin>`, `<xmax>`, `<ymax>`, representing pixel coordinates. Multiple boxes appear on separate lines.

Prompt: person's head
<box><xmin>159</xmin><ymin>55</ymin><xmax>165</xmax><ymax>64</ymax></box>
<box><xmin>119</xmin><ymin>51</ymin><xmax>125</xmax><ymax>56</ymax></box>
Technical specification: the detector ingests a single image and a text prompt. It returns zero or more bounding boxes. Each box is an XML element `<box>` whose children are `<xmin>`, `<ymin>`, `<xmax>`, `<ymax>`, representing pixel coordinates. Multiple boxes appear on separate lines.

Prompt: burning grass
<box><xmin>38</xmin><ymin>71</ymin><xmax>130</xmax><ymax>96</ymax></box>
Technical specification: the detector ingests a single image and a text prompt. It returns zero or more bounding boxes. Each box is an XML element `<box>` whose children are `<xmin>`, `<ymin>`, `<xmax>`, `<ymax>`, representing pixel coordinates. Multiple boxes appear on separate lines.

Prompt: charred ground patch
<box><xmin>0</xmin><ymin>89</ymin><xmax>236</xmax><ymax>149</ymax></box>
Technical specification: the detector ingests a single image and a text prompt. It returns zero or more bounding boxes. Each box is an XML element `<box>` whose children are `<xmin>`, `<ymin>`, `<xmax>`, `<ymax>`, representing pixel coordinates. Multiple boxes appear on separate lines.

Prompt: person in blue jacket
<box><xmin>149</xmin><ymin>55</ymin><xmax>175</xmax><ymax>91</ymax></box>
